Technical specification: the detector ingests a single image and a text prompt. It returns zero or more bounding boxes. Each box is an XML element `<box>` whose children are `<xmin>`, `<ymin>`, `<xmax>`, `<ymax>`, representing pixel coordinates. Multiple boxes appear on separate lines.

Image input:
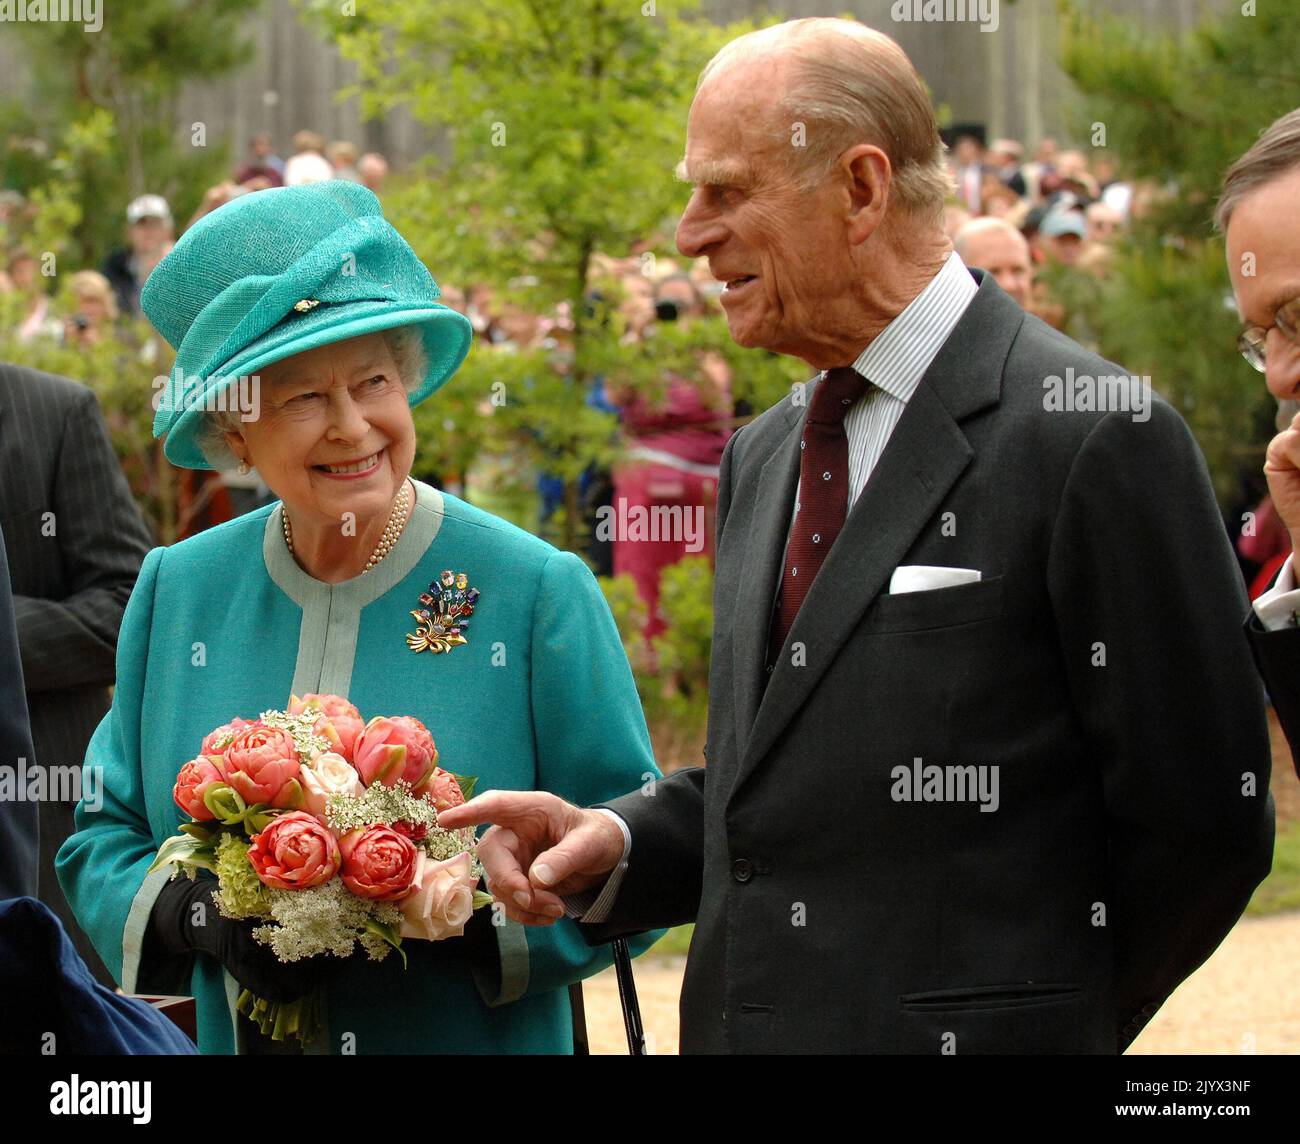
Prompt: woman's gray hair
<box><xmin>1216</xmin><ymin>108</ymin><xmax>1300</xmax><ymax>233</ymax></box>
<box><xmin>698</xmin><ymin>19</ymin><xmax>952</xmax><ymax>227</ymax></box>
<box><xmin>196</xmin><ymin>324</ymin><xmax>429</xmax><ymax>469</ymax></box>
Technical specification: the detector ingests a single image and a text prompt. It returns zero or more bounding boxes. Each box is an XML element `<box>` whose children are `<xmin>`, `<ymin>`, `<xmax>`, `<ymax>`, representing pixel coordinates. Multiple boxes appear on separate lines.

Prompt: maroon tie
<box><xmin>768</xmin><ymin>366</ymin><xmax>870</xmax><ymax>665</ymax></box>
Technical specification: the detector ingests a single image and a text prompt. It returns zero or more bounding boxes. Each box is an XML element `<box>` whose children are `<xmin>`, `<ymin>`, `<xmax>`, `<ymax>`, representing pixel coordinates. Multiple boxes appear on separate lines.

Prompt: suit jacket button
<box><xmin>732</xmin><ymin>858</ymin><xmax>753</xmax><ymax>882</ymax></box>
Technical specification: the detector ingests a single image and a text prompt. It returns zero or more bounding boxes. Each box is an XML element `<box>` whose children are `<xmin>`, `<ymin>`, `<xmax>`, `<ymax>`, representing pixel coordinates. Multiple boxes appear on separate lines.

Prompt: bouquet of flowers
<box><xmin>148</xmin><ymin>692</ymin><xmax>491</xmax><ymax>1042</ymax></box>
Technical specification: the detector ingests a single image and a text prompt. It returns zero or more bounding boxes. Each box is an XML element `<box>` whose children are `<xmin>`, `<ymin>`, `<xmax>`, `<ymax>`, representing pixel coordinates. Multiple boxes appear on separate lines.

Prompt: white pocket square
<box><xmin>889</xmin><ymin>565</ymin><xmax>982</xmax><ymax>594</ymax></box>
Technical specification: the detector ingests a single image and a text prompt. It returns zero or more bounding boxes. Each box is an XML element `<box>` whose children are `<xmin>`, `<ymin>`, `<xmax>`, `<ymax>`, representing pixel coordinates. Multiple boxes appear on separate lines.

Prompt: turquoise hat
<box><xmin>142</xmin><ymin>180</ymin><xmax>472</xmax><ymax>470</ymax></box>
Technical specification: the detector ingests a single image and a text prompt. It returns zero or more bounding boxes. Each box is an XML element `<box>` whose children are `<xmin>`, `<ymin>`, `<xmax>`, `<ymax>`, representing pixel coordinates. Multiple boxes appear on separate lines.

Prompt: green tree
<box><xmin>1055</xmin><ymin>0</ymin><xmax>1300</xmax><ymax>501</ymax></box>
<box><xmin>1</xmin><ymin>0</ymin><xmax>266</xmax><ymax>265</ymax></box>
<box><xmin>300</xmin><ymin>0</ymin><xmax>803</xmax><ymax>550</ymax></box>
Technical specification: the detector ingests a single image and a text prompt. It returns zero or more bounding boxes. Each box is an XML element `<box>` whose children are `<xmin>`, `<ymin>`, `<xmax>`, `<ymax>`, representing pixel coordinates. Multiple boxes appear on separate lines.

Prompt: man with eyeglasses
<box><xmin>1225</xmin><ymin>108</ymin><xmax>1300</xmax><ymax>776</ymax></box>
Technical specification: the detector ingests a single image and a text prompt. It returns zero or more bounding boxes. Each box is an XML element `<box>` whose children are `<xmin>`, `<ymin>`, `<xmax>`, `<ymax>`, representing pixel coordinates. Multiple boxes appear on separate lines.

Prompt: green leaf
<box><xmin>455</xmin><ymin>773</ymin><xmax>478</xmax><ymax>802</ymax></box>
<box><xmin>472</xmin><ymin>890</ymin><xmax>496</xmax><ymax>911</ymax></box>
<box><xmin>147</xmin><ymin>833</ymin><xmax>217</xmax><ymax>875</ymax></box>
<box><xmin>364</xmin><ymin>917</ymin><xmax>407</xmax><ymax>970</ymax></box>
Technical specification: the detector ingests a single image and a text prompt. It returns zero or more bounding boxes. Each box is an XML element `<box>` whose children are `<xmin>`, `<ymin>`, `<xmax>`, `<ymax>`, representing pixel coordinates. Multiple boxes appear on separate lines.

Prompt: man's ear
<box><xmin>842</xmin><ymin>144</ymin><xmax>892</xmax><ymax>247</ymax></box>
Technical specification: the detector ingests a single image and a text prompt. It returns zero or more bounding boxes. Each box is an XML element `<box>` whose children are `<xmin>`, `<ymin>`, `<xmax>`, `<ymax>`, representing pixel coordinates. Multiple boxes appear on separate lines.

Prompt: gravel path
<box><xmin>582</xmin><ymin>912</ymin><xmax>1300</xmax><ymax>1055</ymax></box>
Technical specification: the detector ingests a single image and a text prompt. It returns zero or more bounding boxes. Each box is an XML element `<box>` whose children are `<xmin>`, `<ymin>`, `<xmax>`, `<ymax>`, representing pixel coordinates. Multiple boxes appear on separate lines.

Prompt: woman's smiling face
<box><xmin>225</xmin><ymin>331</ymin><xmax>416</xmax><ymax>531</ymax></box>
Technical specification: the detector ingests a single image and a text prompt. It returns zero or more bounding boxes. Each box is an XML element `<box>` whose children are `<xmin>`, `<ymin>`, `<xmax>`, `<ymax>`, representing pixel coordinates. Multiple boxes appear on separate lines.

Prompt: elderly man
<box><xmin>1228</xmin><ymin>109</ymin><xmax>1300</xmax><ymax>778</ymax></box>
<box><xmin>443</xmin><ymin>18</ymin><xmax>1273</xmax><ymax>1054</ymax></box>
<box><xmin>953</xmin><ymin>217</ymin><xmax>1034</xmax><ymax>309</ymax></box>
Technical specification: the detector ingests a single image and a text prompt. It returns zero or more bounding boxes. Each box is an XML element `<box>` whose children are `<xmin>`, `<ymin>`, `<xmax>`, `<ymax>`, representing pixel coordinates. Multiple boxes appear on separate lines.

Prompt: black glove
<box><xmin>149</xmin><ymin>876</ymin><xmax>320</xmax><ymax>1003</ymax></box>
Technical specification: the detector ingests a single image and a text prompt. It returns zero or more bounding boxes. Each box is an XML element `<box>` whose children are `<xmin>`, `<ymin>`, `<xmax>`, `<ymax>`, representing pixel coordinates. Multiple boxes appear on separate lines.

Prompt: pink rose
<box><xmin>224</xmin><ymin>724</ymin><xmax>304</xmax><ymax>809</ymax></box>
<box><xmin>352</xmin><ymin>716</ymin><xmax>438</xmax><ymax>792</ymax></box>
<box><xmin>399</xmin><ymin>850</ymin><xmax>477</xmax><ymax>941</ymax></box>
<box><xmin>313</xmin><ymin>713</ymin><xmax>365</xmax><ymax>764</ymax></box>
<box><xmin>200</xmin><ymin>717</ymin><xmax>254</xmax><ymax>758</ymax></box>
<box><xmin>299</xmin><ymin>752</ymin><xmax>365</xmax><ymax>819</ymax></box>
<box><xmin>427</xmin><ymin>767</ymin><xmax>465</xmax><ymax>814</ymax></box>
<box><xmin>289</xmin><ymin>693</ymin><xmax>362</xmax><ymax>721</ymax></box>
<box><xmin>173</xmin><ymin>755</ymin><xmax>227</xmax><ymax>820</ymax></box>
<box><xmin>247</xmin><ymin>812</ymin><xmax>340</xmax><ymax>890</ymax></box>
<box><xmin>338</xmin><ymin>825</ymin><xmax>419</xmax><ymax>900</ymax></box>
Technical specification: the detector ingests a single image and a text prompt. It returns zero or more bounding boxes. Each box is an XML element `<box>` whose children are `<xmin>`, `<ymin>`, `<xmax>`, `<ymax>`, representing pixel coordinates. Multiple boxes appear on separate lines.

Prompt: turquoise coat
<box><xmin>56</xmin><ymin>480</ymin><xmax>662</xmax><ymax>1053</ymax></box>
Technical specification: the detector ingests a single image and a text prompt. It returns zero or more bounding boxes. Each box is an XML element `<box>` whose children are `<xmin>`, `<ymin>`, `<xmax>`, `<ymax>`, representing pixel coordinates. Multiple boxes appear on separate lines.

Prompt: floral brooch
<box><xmin>406</xmin><ymin>570</ymin><xmax>479</xmax><ymax>654</ymax></box>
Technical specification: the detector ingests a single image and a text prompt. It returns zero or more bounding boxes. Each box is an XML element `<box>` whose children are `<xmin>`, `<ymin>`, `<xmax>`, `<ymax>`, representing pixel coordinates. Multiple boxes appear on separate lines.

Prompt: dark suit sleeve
<box><xmin>1047</xmin><ymin>403</ymin><xmax>1274</xmax><ymax>1046</ymax></box>
<box><xmin>0</xmin><ymin>530</ymin><xmax>39</xmax><ymax>900</ymax></box>
<box><xmin>11</xmin><ymin>387</ymin><xmax>152</xmax><ymax>693</ymax></box>
<box><xmin>1245</xmin><ymin>608</ymin><xmax>1300</xmax><ymax>780</ymax></box>
<box><xmin>578</xmin><ymin>425</ymin><xmax>746</xmax><ymax>942</ymax></box>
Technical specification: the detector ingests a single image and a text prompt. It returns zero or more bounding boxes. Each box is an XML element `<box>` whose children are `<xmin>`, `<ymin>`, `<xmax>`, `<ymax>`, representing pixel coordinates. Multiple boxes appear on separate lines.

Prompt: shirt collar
<box><xmin>844</xmin><ymin>251</ymin><xmax>979</xmax><ymax>405</ymax></box>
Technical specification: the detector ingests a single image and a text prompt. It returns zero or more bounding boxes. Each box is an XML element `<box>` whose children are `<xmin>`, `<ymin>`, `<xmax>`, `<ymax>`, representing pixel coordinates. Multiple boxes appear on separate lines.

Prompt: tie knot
<box><xmin>807</xmin><ymin>367</ymin><xmax>868</xmax><ymax>424</ymax></box>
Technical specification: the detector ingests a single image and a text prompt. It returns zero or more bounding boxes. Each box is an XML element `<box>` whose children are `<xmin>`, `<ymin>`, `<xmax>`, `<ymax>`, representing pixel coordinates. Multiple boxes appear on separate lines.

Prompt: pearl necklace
<box><xmin>282</xmin><ymin>481</ymin><xmax>412</xmax><ymax>575</ymax></box>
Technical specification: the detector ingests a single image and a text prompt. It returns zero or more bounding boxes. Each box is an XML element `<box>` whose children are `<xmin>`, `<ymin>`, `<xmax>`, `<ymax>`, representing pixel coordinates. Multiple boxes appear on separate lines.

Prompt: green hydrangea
<box><xmin>212</xmin><ymin>832</ymin><xmax>272</xmax><ymax>919</ymax></box>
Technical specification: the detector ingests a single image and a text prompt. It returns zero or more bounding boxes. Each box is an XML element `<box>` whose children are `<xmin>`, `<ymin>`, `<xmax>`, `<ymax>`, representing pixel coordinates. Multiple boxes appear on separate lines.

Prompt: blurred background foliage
<box><xmin>1053</xmin><ymin>0</ymin><xmax>1298</xmax><ymax>503</ymax></box>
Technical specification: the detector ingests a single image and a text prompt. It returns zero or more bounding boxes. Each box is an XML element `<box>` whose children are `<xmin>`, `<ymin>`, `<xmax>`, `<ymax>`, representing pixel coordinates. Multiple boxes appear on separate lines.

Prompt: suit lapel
<box><xmin>730</xmin><ymin>401</ymin><xmax>803</xmax><ymax>754</ymax></box>
<box><xmin>726</xmin><ymin>275</ymin><xmax>1023</xmax><ymax>802</ymax></box>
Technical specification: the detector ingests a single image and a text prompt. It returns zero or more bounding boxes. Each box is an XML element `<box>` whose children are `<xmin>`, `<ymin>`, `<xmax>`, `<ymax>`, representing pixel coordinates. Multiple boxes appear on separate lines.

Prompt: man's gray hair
<box><xmin>699</xmin><ymin>18</ymin><xmax>951</xmax><ymax>226</ymax></box>
<box><xmin>1216</xmin><ymin>107</ymin><xmax>1300</xmax><ymax>233</ymax></box>
<box><xmin>197</xmin><ymin>324</ymin><xmax>429</xmax><ymax>469</ymax></box>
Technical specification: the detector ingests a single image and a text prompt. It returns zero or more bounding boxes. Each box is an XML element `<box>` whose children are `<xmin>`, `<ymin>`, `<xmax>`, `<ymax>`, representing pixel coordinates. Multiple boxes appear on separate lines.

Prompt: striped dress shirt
<box><xmin>795</xmin><ymin>250</ymin><xmax>978</xmax><ymax>521</ymax></box>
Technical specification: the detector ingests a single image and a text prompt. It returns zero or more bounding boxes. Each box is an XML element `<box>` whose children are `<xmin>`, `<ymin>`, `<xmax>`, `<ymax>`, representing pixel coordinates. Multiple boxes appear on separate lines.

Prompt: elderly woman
<box><xmin>56</xmin><ymin>181</ymin><xmax>661</xmax><ymax>1054</ymax></box>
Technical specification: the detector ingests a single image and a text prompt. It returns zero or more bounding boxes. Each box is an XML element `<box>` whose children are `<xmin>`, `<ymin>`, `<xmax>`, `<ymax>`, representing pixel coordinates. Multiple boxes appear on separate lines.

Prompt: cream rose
<box><xmin>299</xmin><ymin>751</ymin><xmax>365</xmax><ymax>819</ymax></box>
<box><xmin>399</xmin><ymin>850</ymin><xmax>476</xmax><ymax>941</ymax></box>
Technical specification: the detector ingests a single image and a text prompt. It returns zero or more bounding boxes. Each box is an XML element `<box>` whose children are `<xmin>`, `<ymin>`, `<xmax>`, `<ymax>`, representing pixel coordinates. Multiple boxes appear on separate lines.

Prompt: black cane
<box><xmin>568</xmin><ymin>939</ymin><xmax>646</xmax><ymax>1055</ymax></box>
<box><xmin>612</xmin><ymin>937</ymin><xmax>646</xmax><ymax>1055</ymax></box>
<box><xmin>568</xmin><ymin>982</ymin><xmax>590</xmax><ymax>1055</ymax></box>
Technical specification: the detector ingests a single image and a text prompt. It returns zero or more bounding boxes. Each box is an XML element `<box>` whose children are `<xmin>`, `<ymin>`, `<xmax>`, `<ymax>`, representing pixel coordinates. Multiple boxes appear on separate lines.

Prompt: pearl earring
<box><xmin>236</xmin><ymin>461</ymin><xmax>251</xmax><ymax>475</ymax></box>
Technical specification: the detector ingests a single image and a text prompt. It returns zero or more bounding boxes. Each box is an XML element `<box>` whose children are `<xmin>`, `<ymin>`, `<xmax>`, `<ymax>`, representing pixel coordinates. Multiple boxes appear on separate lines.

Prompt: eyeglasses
<box><xmin>1238</xmin><ymin>296</ymin><xmax>1300</xmax><ymax>372</ymax></box>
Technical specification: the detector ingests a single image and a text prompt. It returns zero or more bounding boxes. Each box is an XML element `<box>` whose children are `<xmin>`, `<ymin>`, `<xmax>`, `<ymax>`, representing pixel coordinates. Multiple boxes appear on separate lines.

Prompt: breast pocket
<box><xmin>867</xmin><ymin>575</ymin><xmax>1004</xmax><ymax>634</ymax></box>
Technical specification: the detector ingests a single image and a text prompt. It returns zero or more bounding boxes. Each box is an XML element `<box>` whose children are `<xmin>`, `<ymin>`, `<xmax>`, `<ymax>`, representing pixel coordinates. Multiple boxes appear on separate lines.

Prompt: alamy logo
<box><xmin>49</xmin><ymin>1076</ymin><xmax>151</xmax><ymax>1124</ymax></box>
<box><xmin>152</xmin><ymin>367</ymin><xmax>261</xmax><ymax>422</ymax></box>
<box><xmin>594</xmin><ymin>497</ymin><xmax>705</xmax><ymax>553</ymax></box>
<box><xmin>1042</xmin><ymin>368</ymin><xmax>1152</xmax><ymax>423</ymax></box>
<box><xmin>0</xmin><ymin>1</ymin><xmax>101</xmax><ymax>33</ymax></box>
<box><xmin>891</xmin><ymin>756</ymin><xmax>1000</xmax><ymax>812</ymax></box>
<box><xmin>891</xmin><ymin>0</ymin><xmax>999</xmax><ymax>33</ymax></box>
<box><xmin>0</xmin><ymin>759</ymin><xmax>102</xmax><ymax>812</ymax></box>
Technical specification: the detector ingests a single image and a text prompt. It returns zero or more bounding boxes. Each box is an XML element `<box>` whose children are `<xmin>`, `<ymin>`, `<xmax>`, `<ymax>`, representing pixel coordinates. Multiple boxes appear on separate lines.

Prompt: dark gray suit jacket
<box><xmin>583</xmin><ymin>273</ymin><xmax>1275</xmax><ymax>1053</ymax></box>
<box><xmin>0</xmin><ymin>363</ymin><xmax>152</xmax><ymax>981</ymax></box>
<box><xmin>0</xmin><ymin>528</ymin><xmax>38</xmax><ymax>901</ymax></box>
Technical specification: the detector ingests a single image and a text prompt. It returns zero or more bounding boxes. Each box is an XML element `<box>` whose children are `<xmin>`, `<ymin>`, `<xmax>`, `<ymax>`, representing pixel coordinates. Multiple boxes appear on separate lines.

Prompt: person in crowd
<box><xmin>1085</xmin><ymin>201</ymin><xmax>1124</xmax><ymax>245</ymax></box>
<box><xmin>55</xmin><ymin>180</ymin><xmax>661</xmax><ymax>1054</ymax></box>
<box><xmin>62</xmin><ymin>270</ymin><xmax>119</xmax><ymax>349</ymax></box>
<box><xmin>326</xmin><ymin>140</ymin><xmax>362</xmax><ymax>182</ymax></box>
<box><xmin>358</xmin><ymin>152</ymin><xmax>389</xmax><ymax>196</ymax></box>
<box><xmin>0</xmin><ymin>359</ymin><xmax>154</xmax><ymax>984</ymax></box>
<box><xmin>986</xmin><ymin>137</ymin><xmax>1027</xmax><ymax>197</ymax></box>
<box><xmin>102</xmin><ymin>195</ymin><xmax>174</xmax><ymax>318</ymax></box>
<box><xmin>443</xmin><ymin>16</ymin><xmax>1273</xmax><ymax>1056</ymax></box>
<box><xmin>950</xmin><ymin>131</ymin><xmax>986</xmax><ymax>214</ymax></box>
<box><xmin>1039</xmin><ymin>206</ymin><xmax>1088</xmax><ymax>267</ymax></box>
<box><xmin>954</xmin><ymin>217</ymin><xmax>1035</xmax><ymax>309</ymax></box>
<box><xmin>6</xmin><ymin>250</ymin><xmax>59</xmax><ymax>343</ymax></box>
<box><xmin>283</xmin><ymin>130</ymin><xmax>334</xmax><ymax>186</ymax></box>
<box><xmin>234</xmin><ymin>132</ymin><xmax>285</xmax><ymax>188</ymax></box>
<box><xmin>605</xmin><ymin>274</ymin><xmax>733</xmax><ymax>641</ymax></box>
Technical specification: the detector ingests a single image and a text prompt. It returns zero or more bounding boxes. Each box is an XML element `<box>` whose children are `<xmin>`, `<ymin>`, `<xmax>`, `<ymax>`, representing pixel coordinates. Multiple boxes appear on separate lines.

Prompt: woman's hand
<box><xmin>150</xmin><ymin>877</ymin><xmax>319</xmax><ymax>1002</ymax></box>
<box><xmin>438</xmin><ymin>791</ymin><xmax>626</xmax><ymax>926</ymax></box>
